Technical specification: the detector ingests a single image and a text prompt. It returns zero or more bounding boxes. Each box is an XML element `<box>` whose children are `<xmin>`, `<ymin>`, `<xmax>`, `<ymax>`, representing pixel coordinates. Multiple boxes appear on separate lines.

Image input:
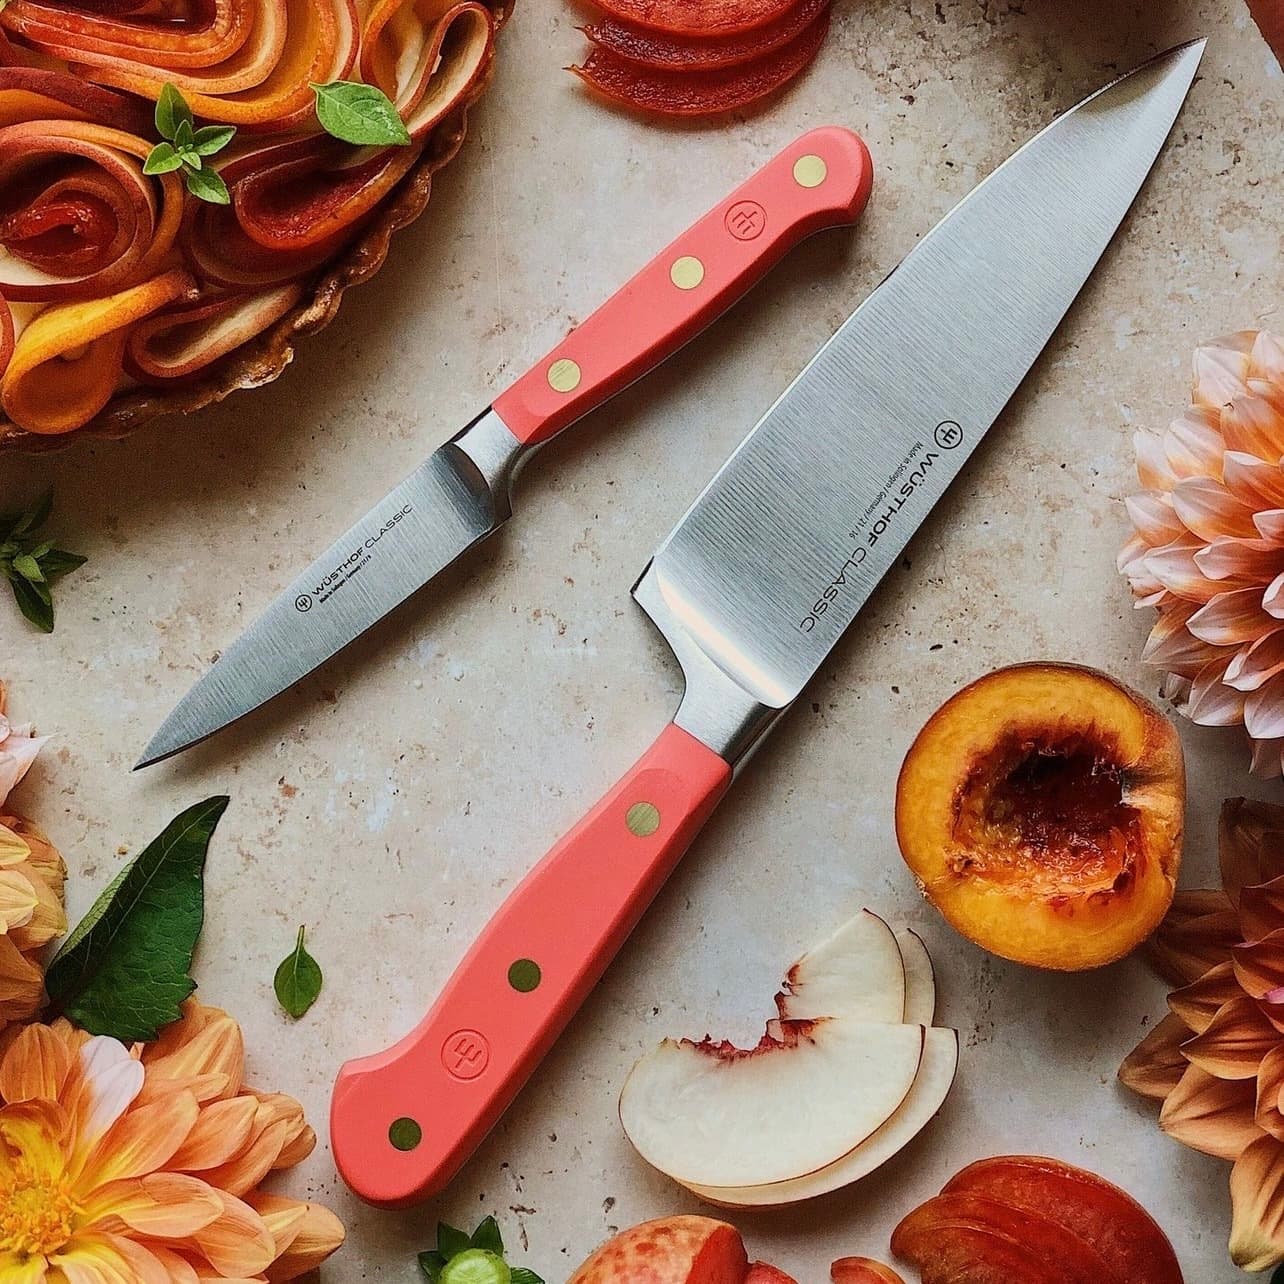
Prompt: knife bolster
<box><xmin>633</xmin><ymin>564</ymin><xmax>787</xmax><ymax>773</ymax></box>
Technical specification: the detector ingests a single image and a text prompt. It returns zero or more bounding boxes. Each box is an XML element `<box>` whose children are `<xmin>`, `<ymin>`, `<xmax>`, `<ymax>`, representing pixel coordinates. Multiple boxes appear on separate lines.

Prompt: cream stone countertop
<box><xmin>3</xmin><ymin>1</ymin><xmax>1283</xmax><ymax>1279</ymax></box>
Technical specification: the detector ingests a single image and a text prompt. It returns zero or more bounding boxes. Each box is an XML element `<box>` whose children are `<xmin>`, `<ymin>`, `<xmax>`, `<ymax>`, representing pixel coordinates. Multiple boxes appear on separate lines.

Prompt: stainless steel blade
<box><xmin>137</xmin><ymin>410</ymin><xmax>521</xmax><ymax>767</ymax></box>
<box><xmin>637</xmin><ymin>42</ymin><xmax>1204</xmax><ymax>762</ymax></box>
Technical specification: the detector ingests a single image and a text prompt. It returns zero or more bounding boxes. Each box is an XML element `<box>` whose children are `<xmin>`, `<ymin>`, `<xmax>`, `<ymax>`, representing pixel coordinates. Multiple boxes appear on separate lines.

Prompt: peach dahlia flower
<box><xmin>1120</xmin><ymin>331</ymin><xmax>1284</xmax><ymax>776</ymax></box>
<box><xmin>0</xmin><ymin>1000</ymin><xmax>343</xmax><ymax>1281</ymax></box>
<box><xmin>1121</xmin><ymin>799</ymin><xmax>1284</xmax><ymax>1271</ymax></box>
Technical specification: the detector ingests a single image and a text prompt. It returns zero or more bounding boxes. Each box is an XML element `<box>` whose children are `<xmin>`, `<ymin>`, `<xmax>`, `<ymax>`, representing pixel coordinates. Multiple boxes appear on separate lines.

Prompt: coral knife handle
<box><xmin>331</xmin><ymin>724</ymin><xmax>732</xmax><ymax>1207</ymax></box>
<box><xmin>492</xmin><ymin>126</ymin><xmax>873</xmax><ymax>446</ymax></box>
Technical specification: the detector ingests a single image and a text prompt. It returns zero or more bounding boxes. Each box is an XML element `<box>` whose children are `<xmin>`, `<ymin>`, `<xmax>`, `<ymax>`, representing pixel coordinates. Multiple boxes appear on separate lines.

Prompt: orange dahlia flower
<box><xmin>1121</xmin><ymin>798</ymin><xmax>1284</xmax><ymax>1271</ymax></box>
<box><xmin>0</xmin><ymin>683</ymin><xmax>64</xmax><ymax>1041</ymax></box>
<box><xmin>1119</xmin><ymin>331</ymin><xmax>1284</xmax><ymax>776</ymax></box>
<box><xmin>0</xmin><ymin>999</ymin><xmax>343</xmax><ymax>1280</ymax></box>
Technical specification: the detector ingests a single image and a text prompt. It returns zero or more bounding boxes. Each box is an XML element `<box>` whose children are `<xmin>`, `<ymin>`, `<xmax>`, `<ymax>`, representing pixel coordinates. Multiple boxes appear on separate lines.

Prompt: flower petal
<box><xmin>1223</xmin><ymin>393</ymin><xmax>1284</xmax><ymax>461</ymax></box>
<box><xmin>1126</xmin><ymin>491</ymin><xmax>1186</xmax><ymax>545</ymax></box>
<box><xmin>0</xmin><ymin>1019</ymin><xmax>73</xmax><ymax>1104</ymax></box>
<box><xmin>1144</xmin><ymin>541</ymin><xmax>1222</xmax><ymax>602</ymax></box>
<box><xmin>168</xmin><ymin>1094</ymin><xmax>259</xmax><ymax>1171</ymax></box>
<box><xmin>82</xmin><ymin>1173</ymin><xmax>223</xmax><ymax>1238</ymax></box>
<box><xmin>141</xmin><ymin>1002</ymin><xmax>244</xmax><ymax>1102</ymax></box>
<box><xmin>262</xmin><ymin>1199</ymin><xmax>345</xmax><ymax>1282</ymax></box>
<box><xmin>1172</xmin><ymin>476</ymin><xmax>1261</xmax><ymax>541</ymax></box>
<box><xmin>1166</xmin><ymin>406</ymin><xmax>1226</xmax><ymax>478</ymax></box>
<box><xmin>1226</xmin><ymin>632</ymin><xmax>1284</xmax><ymax>693</ymax></box>
<box><xmin>1188</xmin><ymin>659</ymin><xmax>1248</xmax><ymax>726</ymax></box>
<box><xmin>83</xmin><ymin>1089</ymin><xmax>199</xmax><ymax>1184</ymax></box>
<box><xmin>1189</xmin><ymin>587</ymin><xmax>1276</xmax><ymax>646</ymax></box>
<box><xmin>1136</xmin><ymin>428</ymin><xmax>1176</xmax><ymax>489</ymax></box>
<box><xmin>1246</xmin><ymin>674</ymin><xmax>1284</xmax><ymax>741</ymax></box>
<box><xmin>1182</xmin><ymin>996</ymin><xmax>1279</xmax><ymax>1079</ymax></box>
<box><xmin>1222</xmin><ymin>798</ymin><xmax>1284</xmax><ymax>902</ymax></box>
<box><xmin>1223</xmin><ymin>449</ymin><xmax>1284</xmax><ymax>508</ymax></box>
<box><xmin>1230</xmin><ymin>1133</ymin><xmax>1284</xmax><ymax>1271</ymax></box>
<box><xmin>1242</xmin><ymin>875</ymin><xmax>1284</xmax><ymax>943</ymax></box>
<box><xmin>1119</xmin><ymin>1013</ymin><xmax>1191</xmax><ymax>1101</ymax></box>
<box><xmin>0</xmin><ymin>932</ymin><xmax>45</xmax><ymax>1022</ymax></box>
<box><xmin>1160</xmin><ymin>1061</ymin><xmax>1262</xmax><ymax>1160</ymax></box>
<box><xmin>1236</xmin><ymin>928</ymin><xmax>1284</xmax><ymax>1000</ymax></box>
<box><xmin>69</xmin><ymin>1038</ymin><xmax>144</xmax><ymax>1149</ymax></box>
<box><xmin>1258</xmin><ymin>1044</ymin><xmax>1284</xmax><ymax>1141</ymax></box>
<box><xmin>190</xmin><ymin>1188</ymin><xmax>275</xmax><ymax>1278</ymax></box>
<box><xmin>1168</xmin><ymin>961</ymin><xmax>1242</xmax><ymax>1033</ymax></box>
<box><xmin>1149</xmin><ymin>894</ymin><xmax>1241</xmax><ymax>985</ymax></box>
<box><xmin>1194</xmin><ymin>332</ymin><xmax>1256</xmax><ymax>410</ymax></box>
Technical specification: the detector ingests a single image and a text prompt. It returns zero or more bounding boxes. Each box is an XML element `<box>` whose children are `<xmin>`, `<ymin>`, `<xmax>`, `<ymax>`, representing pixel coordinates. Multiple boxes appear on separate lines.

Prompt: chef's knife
<box><xmin>136</xmin><ymin>128</ymin><xmax>875</xmax><ymax>768</ymax></box>
<box><xmin>330</xmin><ymin>42</ymin><xmax>1205</xmax><ymax>1207</ymax></box>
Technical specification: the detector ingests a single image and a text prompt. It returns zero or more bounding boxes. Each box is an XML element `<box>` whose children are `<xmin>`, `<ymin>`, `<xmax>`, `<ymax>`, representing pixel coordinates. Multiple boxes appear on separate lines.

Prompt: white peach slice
<box><xmin>620</xmin><ymin>1017</ymin><xmax>925</xmax><ymax>1188</ymax></box>
<box><xmin>896</xmin><ymin>928</ymin><xmax>937</xmax><ymax>1025</ymax></box>
<box><xmin>774</xmin><ymin>909</ymin><xmax>905</xmax><ymax>1025</ymax></box>
<box><xmin>682</xmin><ymin>1027</ymin><xmax>959</xmax><ymax>1207</ymax></box>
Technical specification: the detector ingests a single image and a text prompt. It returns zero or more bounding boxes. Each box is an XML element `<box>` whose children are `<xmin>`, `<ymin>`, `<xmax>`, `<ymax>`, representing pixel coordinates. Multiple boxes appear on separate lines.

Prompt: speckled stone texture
<box><xmin>2</xmin><ymin>1</ymin><xmax>1281</xmax><ymax>1279</ymax></box>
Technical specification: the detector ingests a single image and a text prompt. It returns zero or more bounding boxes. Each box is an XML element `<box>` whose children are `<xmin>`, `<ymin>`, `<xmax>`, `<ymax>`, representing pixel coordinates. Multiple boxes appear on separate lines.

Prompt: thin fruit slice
<box><xmin>775</xmin><ymin>909</ymin><xmax>905</xmax><ymax>1025</ymax></box>
<box><xmin>588</xmin><ymin>0</ymin><xmax>802</xmax><ymax>36</ymax></box>
<box><xmin>942</xmin><ymin>1157</ymin><xmax>1182</xmax><ymax>1284</ymax></box>
<box><xmin>831</xmin><ymin>1261</ymin><xmax>906</xmax><ymax>1284</ymax></box>
<box><xmin>583</xmin><ymin>0</ymin><xmax>828</xmax><ymax>72</ymax></box>
<box><xmin>620</xmin><ymin>1018</ymin><xmax>924</xmax><ymax>1188</ymax></box>
<box><xmin>896</xmin><ymin>928</ymin><xmax>936</xmax><ymax>1025</ymax></box>
<box><xmin>890</xmin><ymin>1221</ymin><xmax>1070</xmax><ymax>1284</ymax></box>
<box><xmin>567</xmin><ymin>1216</ymin><xmax>748</xmax><ymax>1284</ymax></box>
<box><xmin>572</xmin><ymin>11</ymin><xmax>828</xmax><ymax>118</ymax></box>
<box><xmin>684</xmin><ymin>1028</ymin><xmax>959</xmax><ymax>1207</ymax></box>
<box><xmin>747</xmin><ymin>1266</ymin><xmax>797</xmax><ymax>1284</ymax></box>
<box><xmin>892</xmin><ymin>1194</ymin><xmax>1123</xmax><ymax>1284</ymax></box>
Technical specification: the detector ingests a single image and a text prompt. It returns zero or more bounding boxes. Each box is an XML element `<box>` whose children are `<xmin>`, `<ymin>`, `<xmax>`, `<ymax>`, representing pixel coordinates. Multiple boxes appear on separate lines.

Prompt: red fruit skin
<box><xmin>892</xmin><ymin>1194</ymin><xmax>1123</xmax><ymax>1284</ymax></box>
<box><xmin>747</xmin><ymin>1265</ymin><xmax>797</xmax><ymax>1284</ymax></box>
<box><xmin>589</xmin><ymin>0</ymin><xmax>802</xmax><ymax>36</ymax></box>
<box><xmin>942</xmin><ymin>1156</ymin><xmax>1183</xmax><ymax>1284</ymax></box>
<box><xmin>831</xmin><ymin>1258</ymin><xmax>906</xmax><ymax>1284</ymax></box>
<box><xmin>891</xmin><ymin>1219</ymin><xmax>1075</xmax><ymax>1284</ymax></box>
<box><xmin>583</xmin><ymin>0</ymin><xmax>828</xmax><ymax>72</ymax></box>
<box><xmin>1248</xmin><ymin>0</ymin><xmax>1284</xmax><ymax>64</ymax></box>
<box><xmin>572</xmin><ymin>9</ymin><xmax>828</xmax><ymax>118</ymax></box>
<box><xmin>567</xmin><ymin>1216</ymin><xmax>749</xmax><ymax>1284</ymax></box>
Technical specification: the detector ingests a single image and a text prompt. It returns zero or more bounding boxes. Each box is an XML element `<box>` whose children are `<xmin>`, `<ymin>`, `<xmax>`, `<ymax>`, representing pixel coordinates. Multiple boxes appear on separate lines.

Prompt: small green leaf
<box><xmin>184</xmin><ymin>166</ymin><xmax>230</xmax><ymax>205</ymax></box>
<box><xmin>510</xmin><ymin>1271</ymin><xmax>544</xmax><ymax>1284</ymax></box>
<box><xmin>155</xmin><ymin>83</ymin><xmax>192</xmax><ymax>141</ymax></box>
<box><xmin>273</xmin><ymin>925</ymin><xmax>323</xmax><ymax>1018</ymax></box>
<box><xmin>470</xmin><ymin>1217</ymin><xmax>503</xmax><ymax>1255</ymax></box>
<box><xmin>12</xmin><ymin>554</ymin><xmax>43</xmax><ymax>583</ymax></box>
<box><xmin>45</xmin><ymin>797</ymin><xmax>230</xmax><ymax>1042</ymax></box>
<box><xmin>193</xmin><ymin>124</ymin><xmax>236</xmax><ymax>156</ymax></box>
<box><xmin>178</xmin><ymin>147</ymin><xmax>203</xmax><ymax>171</ymax></box>
<box><xmin>10</xmin><ymin>576</ymin><xmax>52</xmax><ymax>632</ymax></box>
<box><xmin>311</xmin><ymin>80</ymin><xmax>411</xmax><ymax>146</ymax></box>
<box><xmin>173</xmin><ymin>117</ymin><xmax>195</xmax><ymax>149</ymax></box>
<box><xmin>143</xmin><ymin>141</ymin><xmax>184</xmax><ymax>176</ymax></box>
<box><xmin>8</xmin><ymin>491</ymin><xmax>52</xmax><ymax>538</ymax></box>
<box><xmin>437</xmin><ymin>1225</ymin><xmax>472</xmax><ymax>1260</ymax></box>
<box><xmin>39</xmin><ymin>549</ymin><xmax>88</xmax><ymax>580</ymax></box>
<box><xmin>418</xmin><ymin>1252</ymin><xmax>447</xmax><ymax>1281</ymax></box>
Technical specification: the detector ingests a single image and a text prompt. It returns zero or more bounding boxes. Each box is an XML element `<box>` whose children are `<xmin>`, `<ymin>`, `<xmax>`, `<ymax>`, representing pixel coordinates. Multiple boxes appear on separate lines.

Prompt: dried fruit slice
<box><xmin>941</xmin><ymin>1156</ymin><xmax>1182</xmax><ymax>1284</ymax></box>
<box><xmin>892</xmin><ymin>1194</ymin><xmax>1123</xmax><ymax>1284</ymax></box>
<box><xmin>583</xmin><ymin>0</ymin><xmax>828</xmax><ymax>72</ymax></box>
<box><xmin>773</xmin><ymin>909</ymin><xmax>906</xmax><ymax>1025</ymax></box>
<box><xmin>589</xmin><ymin>0</ymin><xmax>803</xmax><ymax>36</ymax></box>
<box><xmin>620</xmin><ymin>1017</ymin><xmax>924</xmax><ymax>1188</ymax></box>
<box><xmin>572</xmin><ymin>11</ymin><xmax>828</xmax><ymax>118</ymax></box>
<box><xmin>684</xmin><ymin>1028</ymin><xmax>959</xmax><ymax>1207</ymax></box>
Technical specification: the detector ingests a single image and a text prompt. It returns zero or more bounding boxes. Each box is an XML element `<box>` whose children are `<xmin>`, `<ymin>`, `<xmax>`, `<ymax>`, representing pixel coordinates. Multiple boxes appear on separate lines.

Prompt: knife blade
<box><xmin>137</xmin><ymin>127</ymin><xmax>875</xmax><ymax>768</ymax></box>
<box><xmin>330</xmin><ymin>41</ymin><xmax>1205</xmax><ymax>1208</ymax></box>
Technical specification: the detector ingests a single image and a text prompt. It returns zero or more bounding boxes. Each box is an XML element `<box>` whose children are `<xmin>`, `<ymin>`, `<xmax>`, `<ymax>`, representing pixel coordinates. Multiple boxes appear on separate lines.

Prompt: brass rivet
<box><xmin>388</xmin><ymin>1117</ymin><xmax>422</xmax><ymax>1151</ymax></box>
<box><xmin>548</xmin><ymin>358</ymin><xmax>581</xmax><ymax>393</ymax></box>
<box><xmin>626</xmin><ymin>802</ymin><xmax>661</xmax><ymax>837</ymax></box>
<box><xmin>793</xmin><ymin>155</ymin><xmax>828</xmax><ymax>189</ymax></box>
<box><xmin>669</xmin><ymin>255</ymin><xmax>705</xmax><ymax>290</ymax></box>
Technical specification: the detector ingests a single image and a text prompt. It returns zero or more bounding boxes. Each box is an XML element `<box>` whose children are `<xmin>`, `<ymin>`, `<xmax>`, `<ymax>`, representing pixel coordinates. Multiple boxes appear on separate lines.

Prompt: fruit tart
<box><xmin>0</xmin><ymin>0</ymin><xmax>509</xmax><ymax>449</ymax></box>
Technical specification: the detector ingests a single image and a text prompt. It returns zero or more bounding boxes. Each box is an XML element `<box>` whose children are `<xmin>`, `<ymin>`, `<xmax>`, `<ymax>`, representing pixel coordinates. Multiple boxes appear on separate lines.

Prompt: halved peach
<box><xmin>896</xmin><ymin>663</ymin><xmax>1184</xmax><ymax>970</ymax></box>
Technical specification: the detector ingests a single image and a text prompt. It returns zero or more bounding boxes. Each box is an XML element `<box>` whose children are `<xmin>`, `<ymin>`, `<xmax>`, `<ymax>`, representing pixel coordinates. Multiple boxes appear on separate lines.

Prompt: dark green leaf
<box><xmin>193</xmin><ymin>124</ymin><xmax>236</xmax><ymax>156</ymax></box>
<box><xmin>310</xmin><ymin>80</ymin><xmax>411</xmax><ymax>146</ymax></box>
<box><xmin>184</xmin><ymin>166</ymin><xmax>230</xmax><ymax>205</ymax></box>
<box><xmin>437</xmin><ymin>1225</ymin><xmax>472</xmax><ymax>1261</ymax></box>
<box><xmin>418</xmin><ymin>1252</ymin><xmax>447</xmax><ymax>1281</ymax></box>
<box><xmin>39</xmin><ymin>549</ymin><xmax>88</xmax><ymax>580</ymax></box>
<box><xmin>8</xmin><ymin>491</ymin><xmax>52</xmax><ymax>538</ymax></box>
<box><xmin>510</xmin><ymin>1270</ymin><xmax>544</xmax><ymax>1284</ymax></box>
<box><xmin>155</xmin><ymin>83</ymin><xmax>192</xmax><ymax>141</ymax></box>
<box><xmin>273</xmin><ymin>924</ymin><xmax>323</xmax><ymax>1018</ymax></box>
<box><xmin>45</xmin><ymin>797</ymin><xmax>230</xmax><ymax>1041</ymax></box>
<box><xmin>143</xmin><ymin>141</ymin><xmax>184</xmax><ymax>176</ymax></box>
<box><xmin>470</xmin><ymin>1217</ymin><xmax>503</xmax><ymax>1255</ymax></box>
<box><xmin>10</xmin><ymin>576</ymin><xmax>52</xmax><ymax>632</ymax></box>
<box><xmin>12</xmin><ymin>554</ymin><xmax>43</xmax><ymax>583</ymax></box>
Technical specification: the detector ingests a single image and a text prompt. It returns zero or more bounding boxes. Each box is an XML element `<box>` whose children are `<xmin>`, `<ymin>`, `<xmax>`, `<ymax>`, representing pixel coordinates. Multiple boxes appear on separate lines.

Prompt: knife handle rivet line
<box><xmin>547</xmin><ymin>357</ymin><xmax>582</xmax><ymax>393</ymax></box>
<box><xmin>793</xmin><ymin>154</ymin><xmax>828</xmax><ymax>188</ymax></box>
<box><xmin>669</xmin><ymin>256</ymin><xmax>706</xmax><ymax>290</ymax></box>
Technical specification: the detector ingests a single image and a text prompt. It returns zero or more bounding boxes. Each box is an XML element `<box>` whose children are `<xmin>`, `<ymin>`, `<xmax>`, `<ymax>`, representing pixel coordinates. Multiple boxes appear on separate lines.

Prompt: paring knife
<box><xmin>136</xmin><ymin>128</ymin><xmax>875</xmax><ymax>768</ymax></box>
<box><xmin>330</xmin><ymin>42</ymin><xmax>1205</xmax><ymax>1207</ymax></box>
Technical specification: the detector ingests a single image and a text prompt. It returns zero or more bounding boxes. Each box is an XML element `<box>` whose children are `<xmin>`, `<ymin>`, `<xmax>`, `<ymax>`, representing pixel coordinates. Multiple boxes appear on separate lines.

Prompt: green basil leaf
<box><xmin>10</xmin><ymin>576</ymin><xmax>53</xmax><ymax>632</ymax></box>
<box><xmin>12</xmin><ymin>554</ymin><xmax>43</xmax><ymax>583</ymax></box>
<box><xmin>470</xmin><ymin>1217</ymin><xmax>503</xmax><ymax>1255</ymax></box>
<box><xmin>143</xmin><ymin>141</ymin><xmax>184</xmax><ymax>176</ymax></box>
<box><xmin>418</xmin><ymin>1252</ymin><xmax>447</xmax><ymax>1281</ymax></box>
<box><xmin>510</xmin><ymin>1270</ymin><xmax>544</xmax><ymax>1284</ymax></box>
<box><xmin>39</xmin><ymin>549</ymin><xmax>88</xmax><ymax>580</ymax></box>
<box><xmin>45</xmin><ymin>797</ymin><xmax>230</xmax><ymax>1041</ymax></box>
<box><xmin>193</xmin><ymin>124</ymin><xmax>237</xmax><ymax>156</ymax></box>
<box><xmin>13</xmin><ymin>492</ymin><xmax>52</xmax><ymax>538</ymax></box>
<box><xmin>155</xmin><ymin>83</ymin><xmax>192</xmax><ymax>141</ymax></box>
<box><xmin>310</xmin><ymin>80</ymin><xmax>411</xmax><ymax>146</ymax></box>
<box><xmin>436</xmin><ymin>1225</ymin><xmax>472</xmax><ymax>1261</ymax></box>
<box><xmin>184</xmin><ymin>166</ymin><xmax>230</xmax><ymax>205</ymax></box>
<box><xmin>273</xmin><ymin>925</ymin><xmax>323</xmax><ymax>1018</ymax></box>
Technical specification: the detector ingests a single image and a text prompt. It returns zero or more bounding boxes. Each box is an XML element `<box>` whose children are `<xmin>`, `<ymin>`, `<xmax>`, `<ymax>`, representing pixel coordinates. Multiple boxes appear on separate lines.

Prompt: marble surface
<box><xmin>3</xmin><ymin>1</ymin><xmax>1283</xmax><ymax>1279</ymax></box>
